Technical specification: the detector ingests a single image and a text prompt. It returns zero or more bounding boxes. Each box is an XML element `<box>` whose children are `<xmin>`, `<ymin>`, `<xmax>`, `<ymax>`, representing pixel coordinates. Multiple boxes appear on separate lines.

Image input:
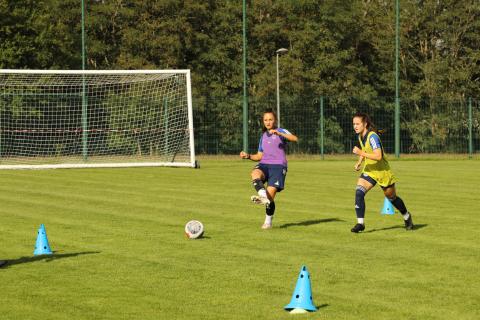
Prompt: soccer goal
<box><xmin>0</xmin><ymin>69</ymin><xmax>196</xmax><ymax>169</ymax></box>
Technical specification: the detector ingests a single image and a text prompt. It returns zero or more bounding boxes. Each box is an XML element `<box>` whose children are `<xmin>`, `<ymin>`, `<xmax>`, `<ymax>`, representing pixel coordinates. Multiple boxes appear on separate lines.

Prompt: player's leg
<box><xmin>250</xmin><ymin>166</ymin><xmax>270</xmax><ymax>205</ymax></box>
<box><xmin>262</xmin><ymin>186</ymin><xmax>278</xmax><ymax>229</ymax></box>
<box><xmin>383</xmin><ymin>185</ymin><xmax>414</xmax><ymax>230</ymax></box>
<box><xmin>261</xmin><ymin>165</ymin><xmax>286</xmax><ymax>229</ymax></box>
<box><xmin>351</xmin><ymin>174</ymin><xmax>375</xmax><ymax>233</ymax></box>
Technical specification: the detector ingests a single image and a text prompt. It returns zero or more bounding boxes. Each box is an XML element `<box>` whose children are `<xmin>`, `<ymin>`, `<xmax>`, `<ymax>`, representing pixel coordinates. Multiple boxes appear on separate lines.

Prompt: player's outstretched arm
<box><xmin>240</xmin><ymin>151</ymin><xmax>263</xmax><ymax>161</ymax></box>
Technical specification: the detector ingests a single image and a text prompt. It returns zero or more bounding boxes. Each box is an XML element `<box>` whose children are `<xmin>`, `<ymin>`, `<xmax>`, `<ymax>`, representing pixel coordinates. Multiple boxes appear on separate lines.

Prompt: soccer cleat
<box><xmin>404</xmin><ymin>213</ymin><xmax>414</xmax><ymax>230</ymax></box>
<box><xmin>251</xmin><ymin>195</ymin><xmax>262</xmax><ymax>204</ymax></box>
<box><xmin>351</xmin><ymin>223</ymin><xmax>365</xmax><ymax>233</ymax></box>
<box><xmin>261</xmin><ymin>223</ymin><xmax>272</xmax><ymax>229</ymax></box>
<box><xmin>250</xmin><ymin>195</ymin><xmax>270</xmax><ymax>205</ymax></box>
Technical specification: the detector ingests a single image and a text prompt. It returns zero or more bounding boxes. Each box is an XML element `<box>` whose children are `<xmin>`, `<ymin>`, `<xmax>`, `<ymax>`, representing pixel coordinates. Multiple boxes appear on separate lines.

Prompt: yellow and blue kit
<box><xmin>358</xmin><ymin>131</ymin><xmax>396</xmax><ymax>188</ymax></box>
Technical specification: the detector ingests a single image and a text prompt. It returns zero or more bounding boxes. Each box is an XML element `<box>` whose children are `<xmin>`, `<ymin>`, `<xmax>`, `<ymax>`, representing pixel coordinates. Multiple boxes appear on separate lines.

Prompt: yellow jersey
<box><xmin>359</xmin><ymin>131</ymin><xmax>396</xmax><ymax>187</ymax></box>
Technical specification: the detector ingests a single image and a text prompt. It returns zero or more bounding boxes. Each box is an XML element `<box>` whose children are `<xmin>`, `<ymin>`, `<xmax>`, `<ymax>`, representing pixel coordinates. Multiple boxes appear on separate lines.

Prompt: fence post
<box><xmin>320</xmin><ymin>96</ymin><xmax>324</xmax><ymax>160</ymax></box>
<box><xmin>469</xmin><ymin>97</ymin><xmax>473</xmax><ymax>159</ymax></box>
<box><xmin>394</xmin><ymin>0</ymin><xmax>400</xmax><ymax>158</ymax></box>
<box><xmin>163</xmin><ymin>97</ymin><xmax>169</xmax><ymax>157</ymax></box>
<box><xmin>81</xmin><ymin>79</ymin><xmax>88</xmax><ymax>162</ymax></box>
<box><xmin>0</xmin><ymin>109</ymin><xmax>2</xmax><ymax>159</ymax></box>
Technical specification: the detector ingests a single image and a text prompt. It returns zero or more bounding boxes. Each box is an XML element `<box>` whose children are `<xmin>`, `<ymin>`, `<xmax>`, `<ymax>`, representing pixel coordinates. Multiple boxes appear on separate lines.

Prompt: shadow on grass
<box><xmin>363</xmin><ymin>223</ymin><xmax>428</xmax><ymax>233</ymax></box>
<box><xmin>1</xmin><ymin>251</ymin><xmax>100</xmax><ymax>269</ymax></box>
<box><xmin>279</xmin><ymin>218</ymin><xmax>344</xmax><ymax>229</ymax></box>
<box><xmin>191</xmin><ymin>236</ymin><xmax>211</xmax><ymax>240</ymax></box>
<box><xmin>316</xmin><ymin>304</ymin><xmax>329</xmax><ymax>309</ymax></box>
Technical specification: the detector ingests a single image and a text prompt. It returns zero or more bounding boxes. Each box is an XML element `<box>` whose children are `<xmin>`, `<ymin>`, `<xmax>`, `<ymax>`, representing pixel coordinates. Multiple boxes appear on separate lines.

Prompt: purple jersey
<box><xmin>258</xmin><ymin>128</ymin><xmax>291</xmax><ymax>166</ymax></box>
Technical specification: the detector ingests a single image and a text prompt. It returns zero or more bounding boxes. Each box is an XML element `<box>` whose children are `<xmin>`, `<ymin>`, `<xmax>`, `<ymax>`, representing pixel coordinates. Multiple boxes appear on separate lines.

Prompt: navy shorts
<box><xmin>359</xmin><ymin>173</ymin><xmax>395</xmax><ymax>190</ymax></box>
<box><xmin>254</xmin><ymin>163</ymin><xmax>287</xmax><ymax>192</ymax></box>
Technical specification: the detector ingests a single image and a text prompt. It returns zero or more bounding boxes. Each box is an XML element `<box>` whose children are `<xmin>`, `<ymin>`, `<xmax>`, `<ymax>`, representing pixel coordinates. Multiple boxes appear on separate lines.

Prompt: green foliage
<box><xmin>0</xmin><ymin>0</ymin><xmax>81</xmax><ymax>68</ymax></box>
<box><xmin>0</xmin><ymin>0</ymin><xmax>479</xmax><ymax>154</ymax></box>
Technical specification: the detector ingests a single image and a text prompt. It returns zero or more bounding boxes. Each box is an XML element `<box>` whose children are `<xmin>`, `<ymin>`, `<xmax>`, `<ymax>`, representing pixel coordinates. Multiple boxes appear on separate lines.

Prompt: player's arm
<box><xmin>354</xmin><ymin>155</ymin><xmax>364</xmax><ymax>171</ymax></box>
<box><xmin>353</xmin><ymin>139</ymin><xmax>365</xmax><ymax>170</ymax></box>
<box><xmin>352</xmin><ymin>147</ymin><xmax>382</xmax><ymax>161</ymax></box>
<box><xmin>270</xmin><ymin>129</ymin><xmax>298</xmax><ymax>142</ymax></box>
<box><xmin>240</xmin><ymin>151</ymin><xmax>263</xmax><ymax>161</ymax></box>
<box><xmin>240</xmin><ymin>136</ymin><xmax>264</xmax><ymax>161</ymax></box>
<box><xmin>353</xmin><ymin>134</ymin><xmax>382</xmax><ymax>161</ymax></box>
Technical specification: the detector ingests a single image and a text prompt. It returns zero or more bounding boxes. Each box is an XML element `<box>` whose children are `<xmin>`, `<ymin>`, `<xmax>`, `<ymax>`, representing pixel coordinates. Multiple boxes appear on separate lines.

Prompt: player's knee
<box><xmin>355</xmin><ymin>185</ymin><xmax>366</xmax><ymax>201</ymax></box>
<box><xmin>251</xmin><ymin>171</ymin><xmax>263</xmax><ymax>181</ymax></box>
<box><xmin>266</xmin><ymin>189</ymin><xmax>276</xmax><ymax>200</ymax></box>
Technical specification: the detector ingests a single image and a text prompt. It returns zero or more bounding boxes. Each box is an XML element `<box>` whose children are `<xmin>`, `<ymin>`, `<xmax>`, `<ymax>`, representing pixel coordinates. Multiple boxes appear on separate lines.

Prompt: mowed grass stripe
<box><xmin>0</xmin><ymin>160</ymin><xmax>479</xmax><ymax>319</ymax></box>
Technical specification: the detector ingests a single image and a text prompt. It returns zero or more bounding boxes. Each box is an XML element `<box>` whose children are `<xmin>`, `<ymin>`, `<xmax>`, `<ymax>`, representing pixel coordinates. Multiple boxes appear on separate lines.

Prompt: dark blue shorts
<box><xmin>359</xmin><ymin>173</ymin><xmax>395</xmax><ymax>190</ymax></box>
<box><xmin>254</xmin><ymin>163</ymin><xmax>287</xmax><ymax>192</ymax></box>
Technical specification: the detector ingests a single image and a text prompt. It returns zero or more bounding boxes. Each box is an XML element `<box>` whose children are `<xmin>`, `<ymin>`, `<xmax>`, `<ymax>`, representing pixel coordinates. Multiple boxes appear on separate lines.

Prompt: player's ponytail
<box><xmin>353</xmin><ymin>112</ymin><xmax>385</xmax><ymax>136</ymax></box>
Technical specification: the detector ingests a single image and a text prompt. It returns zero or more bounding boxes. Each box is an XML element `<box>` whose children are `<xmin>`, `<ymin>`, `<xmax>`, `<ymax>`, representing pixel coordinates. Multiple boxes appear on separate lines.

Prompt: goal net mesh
<box><xmin>0</xmin><ymin>70</ymin><xmax>195</xmax><ymax>168</ymax></box>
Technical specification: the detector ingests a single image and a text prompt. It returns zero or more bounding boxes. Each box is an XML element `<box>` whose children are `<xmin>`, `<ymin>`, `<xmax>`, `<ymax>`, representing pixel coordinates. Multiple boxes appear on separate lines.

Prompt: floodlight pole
<box><xmin>276</xmin><ymin>48</ymin><xmax>288</xmax><ymax>127</ymax></box>
<box><xmin>242</xmin><ymin>0</ymin><xmax>248</xmax><ymax>152</ymax></box>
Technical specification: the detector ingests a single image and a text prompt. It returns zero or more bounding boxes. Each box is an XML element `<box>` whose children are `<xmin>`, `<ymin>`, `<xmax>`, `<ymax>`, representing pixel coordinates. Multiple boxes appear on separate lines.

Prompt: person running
<box><xmin>240</xmin><ymin>109</ymin><xmax>298</xmax><ymax>229</ymax></box>
<box><xmin>351</xmin><ymin>112</ymin><xmax>414</xmax><ymax>233</ymax></box>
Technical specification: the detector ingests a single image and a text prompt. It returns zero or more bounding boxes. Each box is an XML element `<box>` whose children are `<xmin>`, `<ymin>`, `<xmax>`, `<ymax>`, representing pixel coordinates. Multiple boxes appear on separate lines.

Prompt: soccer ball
<box><xmin>185</xmin><ymin>220</ymin><xmax>204</xmax><ymax>239</ymax></box>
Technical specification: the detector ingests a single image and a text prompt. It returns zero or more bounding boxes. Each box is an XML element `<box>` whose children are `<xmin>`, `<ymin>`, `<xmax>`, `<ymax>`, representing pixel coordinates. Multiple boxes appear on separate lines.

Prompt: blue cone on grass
<box><xmin>33</xmin><ymin>224</ymin><xmax>52</xmax><ymax>255</ymax></box>
<box><xmin>284</xmin><ymin>265</ymin><xmax>317</xmax><ymax>312</ymax></box>
<box><xmin>381</xmin><ymin>197</ymin><xmax>395</xmax><ymax>215</ymax></box>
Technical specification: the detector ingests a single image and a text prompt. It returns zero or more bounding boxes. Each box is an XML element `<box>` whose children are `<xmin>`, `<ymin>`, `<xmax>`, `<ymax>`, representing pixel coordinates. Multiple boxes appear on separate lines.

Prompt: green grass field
<box><xmin>1</xmin><ymin>159</ymin><xmax>479</xmax><ymax>319</ymax></box>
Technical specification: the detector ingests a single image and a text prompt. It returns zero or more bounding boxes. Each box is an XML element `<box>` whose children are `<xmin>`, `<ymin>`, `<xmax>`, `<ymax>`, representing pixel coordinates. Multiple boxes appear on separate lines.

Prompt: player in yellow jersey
<box><xmin>351</xmin><ymin>112</ymin><xmax>414</xmax><ymax>233</ymax></box>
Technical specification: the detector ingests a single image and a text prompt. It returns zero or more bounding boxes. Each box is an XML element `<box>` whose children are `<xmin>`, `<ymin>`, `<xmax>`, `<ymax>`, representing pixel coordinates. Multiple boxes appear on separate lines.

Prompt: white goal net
<box><xmin>0</xmin><ymin>70</ymin><xmax>196</xmax><ymax>169</ymax></box>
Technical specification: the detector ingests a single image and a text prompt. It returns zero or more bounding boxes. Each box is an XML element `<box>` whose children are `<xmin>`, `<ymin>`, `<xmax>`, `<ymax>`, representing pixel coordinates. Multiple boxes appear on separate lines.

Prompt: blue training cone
<box><xmin>381</xmin><ymin>197</ymin><xmax>395</xmax><ymax>215</ymax></box>
<box><xmin>284</xmin><ymin>265</ymin><xmax>317</xmax><ymax>312</ymax></box>
<box><xmin>33</xmin><ymin>224</ymin><xmax>53</xmax><ymax>255</ymax></box>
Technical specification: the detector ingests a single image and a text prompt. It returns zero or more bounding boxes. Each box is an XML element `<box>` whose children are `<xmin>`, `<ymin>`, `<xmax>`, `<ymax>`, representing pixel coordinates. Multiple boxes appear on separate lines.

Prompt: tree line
<box><xmin>1</xmin><ymin>0</ymin><xmax>479</xmax><ymax>154</ymax></box>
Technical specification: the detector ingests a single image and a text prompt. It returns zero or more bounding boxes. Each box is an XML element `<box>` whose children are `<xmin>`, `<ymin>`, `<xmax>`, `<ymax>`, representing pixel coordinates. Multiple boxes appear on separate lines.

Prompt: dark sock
<box><xmin>355</xmin><ymin>187</ymin><xmax>366</xmax><ymax>219</ymax></box>
<box><xmin>389</xmin><ymin>196</ymin><xmax>408</xmax><ymax>214</ymax></box>
<box><xmin>252</xmin><ymin>179</ymin><xmax>265</xmax><ymax>192</ymax></box>
<box><xmin>266</xmin><ymin>201</ymin><xmax>275</xmax><ymax>216</ymax></box>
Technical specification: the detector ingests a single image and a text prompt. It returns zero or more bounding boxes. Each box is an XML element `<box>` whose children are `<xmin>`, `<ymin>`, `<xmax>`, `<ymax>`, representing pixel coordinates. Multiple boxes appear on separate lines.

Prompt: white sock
<box><xmin>264</xmin><ymin>215</ymin><xmax>273</xmax><ymax>225</ymax></box>
<box><xmin>258</xmin><ymin>189</ymin><xmax>267</xmax><ymax>198</ymax></box>
<box><xmin>402</xmin><ymin>212</ymin><xmax>410</xmax><ymax>221</ymax></box>
<box><xmin>357</xmin><ymin>218</ymin><xmax>364</xmax><ymax>225</ymax></box>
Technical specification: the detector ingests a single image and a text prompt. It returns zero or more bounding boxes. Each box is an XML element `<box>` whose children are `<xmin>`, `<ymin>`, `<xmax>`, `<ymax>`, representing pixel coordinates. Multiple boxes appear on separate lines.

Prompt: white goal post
<box><xmin>0</xmin><ymin>69</ymin><xmax>196</xmax><ymax>169</ymax></box>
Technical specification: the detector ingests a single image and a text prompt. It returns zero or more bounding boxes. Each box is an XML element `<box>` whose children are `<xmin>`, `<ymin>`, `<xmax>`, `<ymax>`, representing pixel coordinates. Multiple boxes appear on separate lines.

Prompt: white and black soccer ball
<box><xmin>185</xmin><ymin>220</ymin><xmax>204</xmax><ymax>239</ymax></box>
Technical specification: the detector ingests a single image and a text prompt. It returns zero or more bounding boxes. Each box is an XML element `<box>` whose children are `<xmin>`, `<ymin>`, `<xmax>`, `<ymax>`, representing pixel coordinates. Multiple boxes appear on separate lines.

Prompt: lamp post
<box><xmin>242</xmin><ymin>0</ymin><xmax>248</xmax><ymax>152</ymax></box>
<box><xmin>276</xmin><ymin>48</ymin><xmax>288</xmax><ymax>127</ymax></box>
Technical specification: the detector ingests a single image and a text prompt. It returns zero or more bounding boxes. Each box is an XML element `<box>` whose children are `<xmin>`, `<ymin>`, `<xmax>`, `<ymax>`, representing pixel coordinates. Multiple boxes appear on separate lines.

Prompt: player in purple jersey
<box><xmin>240</xmin><ymin>109</ymin><xmax>298</xmax><ymax>229</ymax></box>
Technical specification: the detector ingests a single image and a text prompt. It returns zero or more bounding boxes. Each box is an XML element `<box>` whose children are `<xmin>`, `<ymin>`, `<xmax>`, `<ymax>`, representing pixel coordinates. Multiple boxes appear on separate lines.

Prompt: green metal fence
<box><xmin>193</xmin><ymin>96</ymin><xmax>480</xmax><ymax>157</ymax></box>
